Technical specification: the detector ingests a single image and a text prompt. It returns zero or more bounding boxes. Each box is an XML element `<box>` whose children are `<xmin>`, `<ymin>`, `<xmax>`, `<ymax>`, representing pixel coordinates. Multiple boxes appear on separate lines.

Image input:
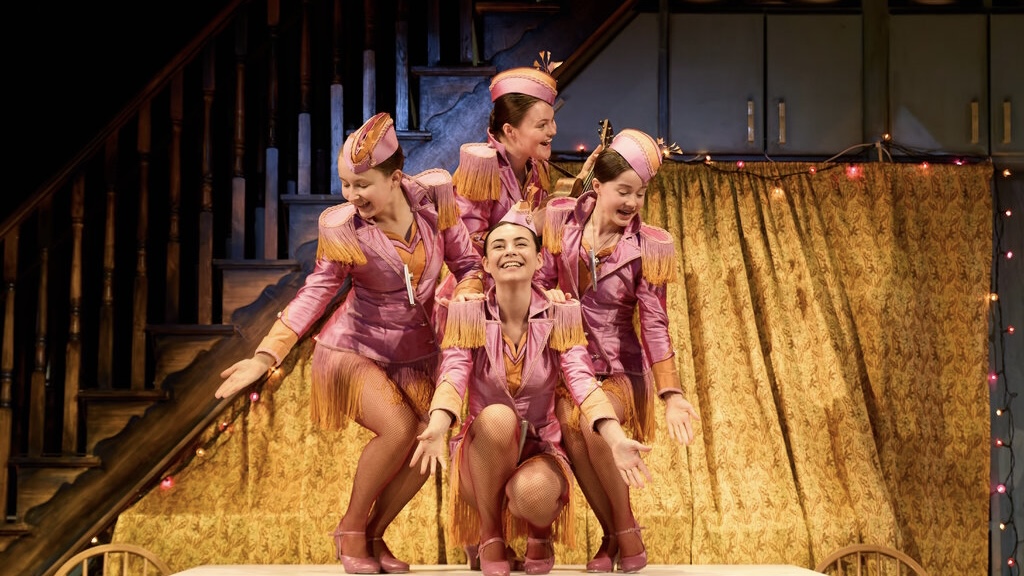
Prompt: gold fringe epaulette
<box><xmin>410</xmin><ymin>168</ymin><xmax>459</xmax><ymax>230</ymax></box>
<box><xmin>316</xmin><ymin>204</ymin><xmax>368</xmax><ymax>265</ymax></box>
<box><xmin>452</xmin><ymin>143</ymin><xmax>501</xmax><ymax>201</ymax></box>
<box><xmin>639</xmin><ymin>223</ymin><xmax>677</xmax><ymax>285</ymax></box>
<box><xmin>541</xmin><ymin>196</ymin><xmax>576</xmax><ymax>255</ymax></box>
<box><xmin>440</xmin><ymin>300</ymin><xmax>486</xmax><ymax>349</ymax></box>
<box><xmin>548</xmin><ymin>299</ymin><xmax>587</xmax><ymax>351</ymax></box>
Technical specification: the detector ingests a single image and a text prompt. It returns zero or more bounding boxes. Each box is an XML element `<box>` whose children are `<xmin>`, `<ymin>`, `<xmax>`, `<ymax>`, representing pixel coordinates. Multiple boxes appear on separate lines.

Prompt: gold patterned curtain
<box><xmin>115</xmin><ymin>161</ymin><xmax>992</xmax><ymax>575</ymax></box>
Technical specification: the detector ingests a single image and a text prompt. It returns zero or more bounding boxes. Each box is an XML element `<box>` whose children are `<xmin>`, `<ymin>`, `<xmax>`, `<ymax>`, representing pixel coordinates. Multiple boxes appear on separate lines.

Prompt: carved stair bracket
<box><xmin>77</xmin><ymin>390</ymin><xmax>169</xmax><ymax>454</ymax></box>
<box><xmin>145</xmin><ymin>325</ymin><xmax>240</xmax><ymax>388</ymax></box>
<box><xmin>213</xmin><ymin>259</ymin><xmax>302</xmax><ymax>323</ymax></box>
<box><xmin>8</xmin><ymin>456</ymin><xmax>101</xmax><ymax>523</ymax></box>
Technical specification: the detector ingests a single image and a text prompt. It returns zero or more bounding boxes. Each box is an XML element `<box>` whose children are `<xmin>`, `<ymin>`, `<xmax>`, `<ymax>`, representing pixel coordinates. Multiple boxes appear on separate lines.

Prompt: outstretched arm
<box><xmin>596</xmin><ymin>418</ymin><xmax>653</xmax><ymax>489</ymax></box>
<box><xmin>215</xmin><ymin>352</ymin><xmax>275</xmax><ymax>399</ymax></box>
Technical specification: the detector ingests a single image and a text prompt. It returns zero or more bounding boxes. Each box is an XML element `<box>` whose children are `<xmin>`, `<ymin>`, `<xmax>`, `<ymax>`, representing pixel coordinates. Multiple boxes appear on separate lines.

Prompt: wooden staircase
<box><xmin>0</xmin><ymin>1</ymin><xmax>629</xmax><ymax>574</ymax></box>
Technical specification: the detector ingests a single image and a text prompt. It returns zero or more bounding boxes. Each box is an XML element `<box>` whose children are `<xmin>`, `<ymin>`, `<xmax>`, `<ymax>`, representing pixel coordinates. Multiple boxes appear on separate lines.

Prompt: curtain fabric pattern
<box><xmin>115</xmin><ymin>162</ymin><xmax>992</xmax><ymax>575</ymax></box>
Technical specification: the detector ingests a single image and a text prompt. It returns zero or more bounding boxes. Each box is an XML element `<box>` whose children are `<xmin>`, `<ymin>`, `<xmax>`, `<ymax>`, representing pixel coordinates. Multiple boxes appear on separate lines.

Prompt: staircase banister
<box><xmin>0</xmin><ymin>0</ymin><xmax>251</xmax><ymax>240</ymax></box>
<box><xmin>551</xmin><ymin>0</ymin><xmax>639</xmax><ymax>88</ymax></box>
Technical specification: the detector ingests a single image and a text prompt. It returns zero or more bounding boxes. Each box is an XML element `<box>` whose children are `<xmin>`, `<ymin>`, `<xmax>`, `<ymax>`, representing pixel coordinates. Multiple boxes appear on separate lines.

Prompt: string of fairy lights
<box><xmin>93</xmin><ymin>137</ymin><xmax>1016</xmax><ymax>573</ymax></box>
<box><xmin>991</xmin><ymin>166</ymin><xmax>1019</xmax><ymax>574</ymax></box>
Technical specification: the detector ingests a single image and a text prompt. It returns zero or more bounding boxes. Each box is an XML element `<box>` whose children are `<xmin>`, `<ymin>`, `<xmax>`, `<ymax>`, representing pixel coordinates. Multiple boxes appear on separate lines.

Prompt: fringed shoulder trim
<box><xmin>452</xmin><ymin>143</ymin><xmax>501</xmax><ymax>201</ymax></box>
<box><xmin>542</xmin><ymin>196</ymin><xmax>577</xmax><ymax>255</ymax></box>
<box><xmin>548</xmin><ymin>299</ymin><xmax>587</xmax><ymax>352</ymax></box>
<box><xmin>409</xmin><ymin>168</ymin><xmax>459</xmax><ymax>231</ymax></box>
<box><xmin>317</xmin><ymin>204</ymin><xmax>368</xmax><ymax>265</ymax></box>
<box><xmin>639</xmin><ymin>223</ymin><xmax>677</xmax><ymax>285</ymax></box>
<box><xmin>440</xmin><ymin>300</ymin><xmax>487</xmax><ymax>349</ymax></box>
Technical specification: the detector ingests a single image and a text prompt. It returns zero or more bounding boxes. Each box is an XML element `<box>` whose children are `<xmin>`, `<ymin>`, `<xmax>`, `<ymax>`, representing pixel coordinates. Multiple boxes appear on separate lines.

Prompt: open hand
<box><xmin>215</xmin><ymin>355</ymin><xmax>273</xmax><ymax>399</ymax></box>
<box><xmin>664</xmin><ymin>394</ymin><xmax>700</xmax><ymax>445</ymax></box>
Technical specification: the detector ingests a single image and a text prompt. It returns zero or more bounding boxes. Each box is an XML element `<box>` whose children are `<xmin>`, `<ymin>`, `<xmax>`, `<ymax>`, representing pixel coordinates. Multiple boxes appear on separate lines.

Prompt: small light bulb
<box><xmin>882</xmin><ymin>133</ymin><xmax>892</xmax><ymax>141</ymax></box>
<box><xmin>953</xmin><ymin>158</ymin><xmax>964</xmax><ymax>166</ymax></box>
<box><xmin>771</xmin><ymin>186</ymin><xmax>785</xmax><ymax>198</ymax></box>
<box><xmin>997</xmin><ymin>484</ymin><xmax>1007</xmax><ymax>494</ymax></box>
<box><xmin>219</xmin><ymin>421</ymin><xmax>229</xmax><ymax>431</ymax></box>
<box><xmin>577</xmin><ymin>144</ymin><xmax>586</xmax><ymax>153</ymax></box>
<box><xmin>1003</xmin><ymin>169</ymin><xmax>1012</xmax><ymax>177</ymax></box>
<box><xmin>91</xmin><ymin>536</ymin><xmax>99</xmax><ymax>544</ymax></box>
<box><xmin>921</xmin><ymin>162</ymin><xmax>929</xmax><ymax>170</ymax></box>
<box><xmin>736</xmin><ymin>161</ymin><xmax>744</xmax><ymax>169</ymax></box>
<box><xmin>808</xmin><ymin>166</ymin><xmax>817</xmax><ymax>175</ymax></box>
<box><xmin>161</xmin><ymin>477</ymin><xmax>174</xmax><ymax>490</ymax></box>
<box><xmin>196</xmin><ymin>447</ymin><xmax>206</xmax><ymax>457</ymax></box>
<box><xmin>705</xmin><ymin>155</ymin><xmax>712</xmax><ymax>163</ymax></box>
<box><xmin>250</xmin><ymin>391</ymin><xmax>260</xmax><ymax>402</ymax></box>
<box><xmin>1008</xmin><ymin>557</ymin><xmax>1015</xmax><ymax>567</ymax></box>
<box><xmin>996</xmin><ymin>438</ymin><xmax>1004</xmax><ymax>446</ymax></box>
<box><xmin>997</xmin><ymin>409</ymin><xmax>1004</xmax><ymax>416</ymax></box>
<box><xmin>1006</xmin><ymin>251</ymin><xmax>1014</xmax><ymax>259</ymax></box>
<box><xmin>1006</xmin><ymin>209</ymin><xmax>1013</xmax><ymax>217</ymax></box>
<box><xmin>990</xmin><ymin>373</ymin><xmax>999</xmax><ymax>383</ymax></box>
<box><xmin>1008</xmin><ymin>326</ymin><xmax>1015</xmax><ymax>335</ymax></box>
<box><xmin>846</xmin><ymin>165</ymin><xmax>861</xmax><ymax>179</ymax></box>
<box><xmin>990</xmin><ymin>293</ymin><xmax>999</xmax><ymax>302</ymax></box>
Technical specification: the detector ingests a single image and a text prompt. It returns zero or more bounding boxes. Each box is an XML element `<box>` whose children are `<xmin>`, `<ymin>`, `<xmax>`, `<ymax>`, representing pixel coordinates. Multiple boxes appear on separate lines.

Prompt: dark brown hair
<box><xmin>482</xmin><ymin>221</ymin><xmax>542</xmax><ymax>256</ymax></box>
<box><xmin>591</xmin><ymin>148</ymin><xmax>633</xmax><ymax>184</ymax></box>
<box><xmin>372</xmin><ymin>147</ymin><xmax>405</xmax><ymax>175</ymax></box>
<box><xmin>489</xmin><ymin>93</ymin><xmax>546</xmax><ymax>137</ymax></box>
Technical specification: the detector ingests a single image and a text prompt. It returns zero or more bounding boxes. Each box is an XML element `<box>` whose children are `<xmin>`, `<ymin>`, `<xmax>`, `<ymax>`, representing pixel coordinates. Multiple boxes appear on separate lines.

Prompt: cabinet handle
<box><xmin>747</xmin><ymin>100</ymin><xmax>755</xmax><ymax>143</ymax></box>
<box><xmin>778</xmin><ymin>101</ymin><xmax>787</xmax><ymax>145</ymax></box>
<box><xmin>970</xmin><ymin>100</ymin><xmax>979</xmax><ymax>145</ymax></box>
<box><xmin>1004</xmin><ymin>100</ymin><xmax>1012</xmax><ymax>144</ymax></box>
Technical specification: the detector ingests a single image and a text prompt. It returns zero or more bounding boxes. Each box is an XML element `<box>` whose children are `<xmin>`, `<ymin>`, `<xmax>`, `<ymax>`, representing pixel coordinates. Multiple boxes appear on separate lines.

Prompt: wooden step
<box><xmin>78</xmin><ymin>389</ymin><xmax>169</xmax><ymax>453</ymax></box>
<box><xmin>279</xmin><ymin>194</ymin><xmax>345</xmax><ymax>259</ymax></box>
<box><xmin>0</xmin><ymin>521</ymin><xmax>32</xmax><ymax>553</ymax></box>
<box><xmin>146</xmin><ymin>324</ymin><xmax>240</xmax><ymax>388</ymax></box>
<box><xmin>213</xmin><ymin>259</ymin><xmax>302</xmax><ymax>323</ymax></box>
<box><xmin>8</xmin><ymin>456</ymin><xmax>102</xmax><ymax>521</ymax></box>
<box><xmin>474</xmin><ymin>1</ymin><xmax>561</xmax><ymax>15</ymax></box>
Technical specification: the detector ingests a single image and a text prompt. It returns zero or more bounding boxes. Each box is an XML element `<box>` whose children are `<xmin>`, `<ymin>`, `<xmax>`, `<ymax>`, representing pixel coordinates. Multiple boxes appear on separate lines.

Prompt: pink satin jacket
<box><xmin>455</xmin><ymin>133</ymin><xmax>550</xmax><ymax>253</ymax></box>
<box><xmin>276</xmin><ymin>173</ymin><xmax>482</xmax><ymax>365</ymax></box>
<box><xmin>536</xmin><ymin>191</ymin><xmax>675</xmax><ymax>378</ymax></box>
<box><xmin>433</xmin><ymin>285</ymin><xmax>612</xmax><ymax>455</ymax></box>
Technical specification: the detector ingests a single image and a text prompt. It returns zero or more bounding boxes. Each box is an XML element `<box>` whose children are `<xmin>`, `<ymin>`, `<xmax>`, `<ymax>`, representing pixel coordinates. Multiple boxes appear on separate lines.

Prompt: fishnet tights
<box><xmin>460</xmin><ymin>404</ymin><xmax>564</xmax><ymax>562</ymax></box>
<box><xmin>555</xmin><ymin>390</ymin><xmax>643</xmax><ymax>560</ymax></box>
<box><xmin>335</xmin><ymin>358</ymin><xmax>425</xmax><ymax>559</ymax></box>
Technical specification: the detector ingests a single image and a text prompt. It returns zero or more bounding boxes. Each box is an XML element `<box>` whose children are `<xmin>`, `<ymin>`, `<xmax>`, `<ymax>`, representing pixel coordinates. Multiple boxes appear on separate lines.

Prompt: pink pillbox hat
<box><xmin>609</xmin><ymin>129</ymin><xmax>663</xmax><ymax>186</ymax></box>
<box><xmin>497</xmin><ymin>200</ymin><xmax>537</xmax><ymax>235</ymax></box>
<box><xmin>339</xmin><ymin>112</ymin><xmax>400</xmax><ymax>175</ymax></box>
<box><xmin>489</xmin><ymin>67</ymin><xmax>558</xmax><ymax>106</ymax></box>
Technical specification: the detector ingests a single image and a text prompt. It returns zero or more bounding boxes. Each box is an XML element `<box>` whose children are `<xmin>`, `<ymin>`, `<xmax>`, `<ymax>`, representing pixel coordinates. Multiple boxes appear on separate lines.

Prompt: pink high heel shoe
<box><xmin>478</xmin><ymin>537</ymin><xmax>511</xmax><ymax>576</ymax></box>
<box><xmin>524</xmin><ymin>537</ymin><xmax>555</xmax><ymax>575</ymax></box>
<box><xmin>371</xmin><ymin>537</ymin><xmax>409</xmax><ymax>574</ymax></box>
<box><xmin>614</xmin><ymin>526</ymin><xmax>647</xmax><ymax>573</ymax></box>
<box><xmin>331</xmin><ymin>528</ymin><xmax>381</xmax><ymax>574</ymax></box>
<box><xmin>585</xmin><ymin>535</ymin><xmax>616</xmax><ymax>573</ymax></box>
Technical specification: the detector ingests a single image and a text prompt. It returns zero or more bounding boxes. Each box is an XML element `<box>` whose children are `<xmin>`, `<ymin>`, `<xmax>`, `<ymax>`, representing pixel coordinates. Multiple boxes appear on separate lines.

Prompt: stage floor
<box><xmin>172</xmin><ymin>564</ymin><xmax>825</xmax><ymax>575</ymax></box>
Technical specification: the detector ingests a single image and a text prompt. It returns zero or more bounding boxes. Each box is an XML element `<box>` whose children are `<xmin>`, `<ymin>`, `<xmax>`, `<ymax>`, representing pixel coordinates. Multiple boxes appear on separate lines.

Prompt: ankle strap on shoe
<box><xmin>614</xmin><ymin>525</ymin><xmax>646</xmax><ymax>536</ymax></box>
<box><xmin>479</xmin><ymin>537</ymin><xmax>506</xmax><ymax>555</ymax></box>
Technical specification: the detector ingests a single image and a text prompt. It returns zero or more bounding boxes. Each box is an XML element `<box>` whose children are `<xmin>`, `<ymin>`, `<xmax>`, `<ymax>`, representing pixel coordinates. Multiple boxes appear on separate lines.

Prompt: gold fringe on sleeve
<box><xmin>316</xmin><ymin>204</ymin><xmax>368</xmax><ymax>265</ymax></box>
<box><xmin>638</xmin><ymin>223</ymin><xmax>677</xmax><ymax>285</ymax></box>
<box><xmin>548</xmin><ymin>300</ymin><xmax>586</xmax><ymax>351</ymax></box>
<box><xmin>541</xmin><ymin>197</ymin><xmax>575</xmax><ymax>255</ymax></box>
<box><xmin>255</xmin><ymin>318</ymin><xmax>299</xmax><ymax>366</ymax></box>
<box><xmin>452</xmin><ymin>143</ymin><xmax>501</xmax><ymax>201</ymax></box>
<box><xmin>440</xmin><ymin>300</ymin><xmax>487</xmax><ymax>349</ymax></box>
<box><xmin>411</xmin><ymin>168</ymin><xmax>460</xmax><ymax>230</ymax></box>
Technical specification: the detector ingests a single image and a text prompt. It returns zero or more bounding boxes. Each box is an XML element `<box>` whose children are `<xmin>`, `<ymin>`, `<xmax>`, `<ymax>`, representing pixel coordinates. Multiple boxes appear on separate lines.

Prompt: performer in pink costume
<box><xmin>451</xmin><ymin>53</ymin><xmax>600</xmax><ymax>255</ymax></box>
<box><xmin>412</xmin><ymin>202</ymin><xmax>652</xmax><ymax>576</ymax></box>
<box><xmin>536</xmin><ymin>129</ymin><xmax>701</xmax><ymax>573</ymax></box>
<box><xmin>215</xmin><ymin>112</ymin><xmax>484</xmax><ymax>575</ymax></box>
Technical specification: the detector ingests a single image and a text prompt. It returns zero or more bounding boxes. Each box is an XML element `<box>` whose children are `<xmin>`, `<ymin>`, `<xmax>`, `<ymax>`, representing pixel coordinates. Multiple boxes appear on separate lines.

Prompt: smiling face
<box><xmin>592</xmin><ymin>168</ymin><xmax>646</xmax><ymax>229</ymax></box>
<box><xmin>501</xmin><ymin>100</ymin><xmax>557</xmax><ymax>162</ymax></box>
<box><xmin>338</xmin><ymin>161</ymin><xmax>403</xmax><ymax>221</ymax></box>
<box><xmin>482</xmin><ymin>222</ymin><xmax>543</xmax><ymax>284</ymax></box>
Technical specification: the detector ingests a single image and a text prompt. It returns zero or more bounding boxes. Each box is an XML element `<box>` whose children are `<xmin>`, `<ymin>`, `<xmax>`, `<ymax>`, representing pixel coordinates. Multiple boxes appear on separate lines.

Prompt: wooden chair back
<box><xmin>815</xmin><ymin>543</ymin><xmax>929</xmax><ymax>576</ymax></box>
<box><xmin>53</xmin><ymin>543</ymin><xmax>172</xmax><ymax>576</ymax></box>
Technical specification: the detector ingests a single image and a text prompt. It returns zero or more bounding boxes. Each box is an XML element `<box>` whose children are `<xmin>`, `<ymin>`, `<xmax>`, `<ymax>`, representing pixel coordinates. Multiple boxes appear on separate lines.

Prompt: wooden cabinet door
<box><xmin>991</xmin><ymin>14</ymin><xmax>1024</xmax><ymax>157</ymax></box>
<box><xmin>889</xmin><ymin>15</ymin><xmax>988</xmax><ymax>156</ymax></box>
<box><xmin>766</xmin><ymin>14</ymin><xmax>863</xmax><ymax>156</ymax></box>
<box><xmin>669</xmin><ymin>13</ymin><xmax>764</xmax><ymax>155</ymax></box>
